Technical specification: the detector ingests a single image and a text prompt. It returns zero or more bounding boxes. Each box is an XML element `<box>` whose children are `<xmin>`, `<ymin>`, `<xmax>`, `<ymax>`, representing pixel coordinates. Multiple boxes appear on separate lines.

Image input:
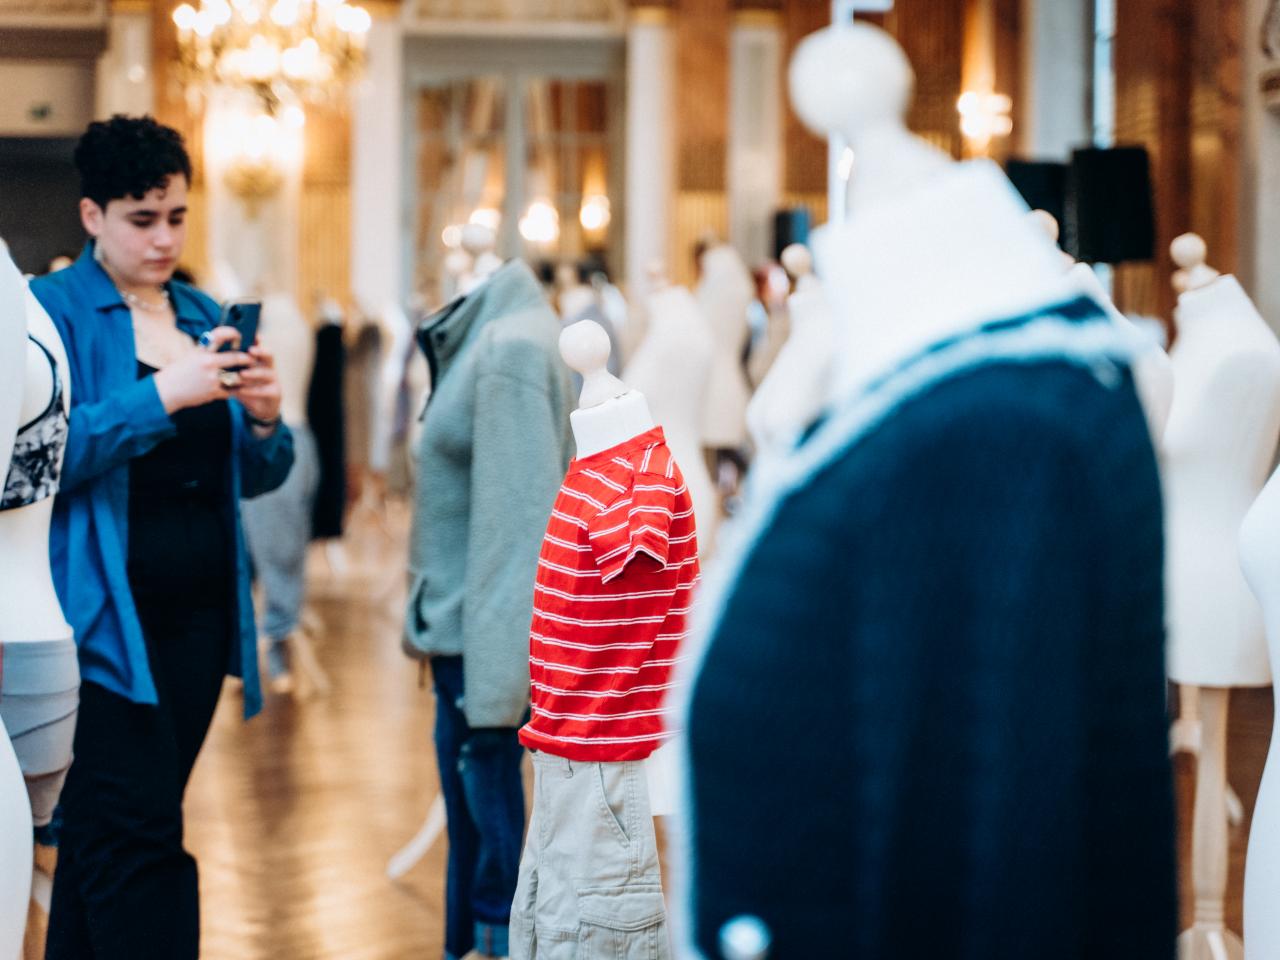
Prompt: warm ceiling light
<box><xmin>173</xmin><ymin>0</ymin><xmax>370</xmax><ymax>109</ymax></box>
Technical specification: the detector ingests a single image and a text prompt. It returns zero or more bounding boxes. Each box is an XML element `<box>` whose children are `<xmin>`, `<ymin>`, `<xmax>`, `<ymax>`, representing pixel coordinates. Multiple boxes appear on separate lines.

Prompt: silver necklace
<box><xmin>119</xmin><ymin>287</ymin><xmax>171</xmax><ymax>313</ymax></box>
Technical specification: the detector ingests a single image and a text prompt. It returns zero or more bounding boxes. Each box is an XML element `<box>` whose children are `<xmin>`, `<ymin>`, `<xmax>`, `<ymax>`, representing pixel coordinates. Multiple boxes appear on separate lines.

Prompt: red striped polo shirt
<box><xmin>519</xmin><ymin>426</ymin><xmax>700</xmax><ymax>762</ymax></box>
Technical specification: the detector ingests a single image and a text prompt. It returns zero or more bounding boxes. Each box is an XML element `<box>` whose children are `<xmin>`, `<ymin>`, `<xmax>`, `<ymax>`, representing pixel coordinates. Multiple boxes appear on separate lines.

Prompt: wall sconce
<box><xmin>579</xmin><ymin>194</ymin><xmax>611</xmax><ymax>235</ymax></box>
<box><xmin>519</xmin><ymin>200</ymin><xmax>560</xmax><ymax>246</ymax></box>
<box><xmin>957</xmin><ymin>90</ymin><xmax>1013</xmax><ymax>154</ymax></box>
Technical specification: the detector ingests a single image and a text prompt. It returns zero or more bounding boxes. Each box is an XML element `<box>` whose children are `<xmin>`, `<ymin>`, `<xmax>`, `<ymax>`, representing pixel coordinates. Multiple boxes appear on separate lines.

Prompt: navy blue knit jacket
<box><xmin>685</xmin><ymin>303</ymin><xmax>1176</xmax><ymax>958</ymax></box>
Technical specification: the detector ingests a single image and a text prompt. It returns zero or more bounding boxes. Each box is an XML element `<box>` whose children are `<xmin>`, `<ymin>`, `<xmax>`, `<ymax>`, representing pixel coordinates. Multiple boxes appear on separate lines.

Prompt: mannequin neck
<box><xmin>816</xmin><ymin>160</ymin><xmax>1077</xmax><ymax>400</ymax></box>
<box><xmin>571</xmin><ymin>390</ymin><xmax>656</xmax><ymax>458</ymax></box>
<box><xmin>844</xmin><ymin>124</ymin><xmax>952</xmax><ymax>219</ymax></box>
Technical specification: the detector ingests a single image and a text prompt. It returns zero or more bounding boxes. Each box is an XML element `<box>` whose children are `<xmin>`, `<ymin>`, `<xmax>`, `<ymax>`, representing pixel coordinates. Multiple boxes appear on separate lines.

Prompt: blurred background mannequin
<box><xmin>1163</xmin><ymin>234</ymin><xmax>1280</xmax><ymax>960</ymax></box>
<box><xmin>624</xmin><ymin>272</ymin><xmax>718</xmax><ymax>553</ymax></box>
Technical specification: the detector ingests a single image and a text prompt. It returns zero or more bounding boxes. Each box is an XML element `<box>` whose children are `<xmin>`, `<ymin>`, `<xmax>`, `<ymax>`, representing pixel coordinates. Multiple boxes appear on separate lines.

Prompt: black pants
<box><xmin>45</xmin><ymin>597</ymin><xmax>230</xmax><ymax>960</ymax></box>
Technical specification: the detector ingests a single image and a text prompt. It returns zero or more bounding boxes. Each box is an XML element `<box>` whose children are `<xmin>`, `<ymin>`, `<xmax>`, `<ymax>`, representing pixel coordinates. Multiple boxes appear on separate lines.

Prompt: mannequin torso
<box><xmin>1164</xmin><ymin>275</ymin><xmax>1280</xmax><ymax>686</ymax></box>
<box><xmin>0</xmin><ymin>287</ymin><xmax>73</xmax><ymax>644</ymax></box>
<box><xmin>1241</xmin><ymin>466</ymin><xmax>1280</xmax><ymax>956</ymax></box>
<box><xmin>260</xmin><ymin>293</ymin><xmax>314</xmax><ymax>427</ymax></box>
<box><xmin>747</xmin><ymin>252</ymin><xmax>836</xmax><ymax>456</ymax></box>
<box><xmin>696</xmin><ymin>246</ymin><xmax>753</xmax><ymax>449</ymax></box>
<box><xmin>623</xmin><ymin>286</ymin><xmax>718</xmax><ymax>549</ymax></box>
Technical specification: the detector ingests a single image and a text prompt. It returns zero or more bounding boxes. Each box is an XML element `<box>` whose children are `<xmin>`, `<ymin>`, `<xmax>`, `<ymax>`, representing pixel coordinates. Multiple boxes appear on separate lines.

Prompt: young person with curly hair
<box><xmin>29</xmin><ymin>115</ymin><xmax>294</xmax><ymax>959</ymax></box>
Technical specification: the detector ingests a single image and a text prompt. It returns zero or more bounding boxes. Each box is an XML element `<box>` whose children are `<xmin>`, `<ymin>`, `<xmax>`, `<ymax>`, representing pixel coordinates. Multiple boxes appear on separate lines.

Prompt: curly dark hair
<box><xmin>74</xmin><ymin>115</ymin><xmax>192</xmax><ymax>209</ymax></box>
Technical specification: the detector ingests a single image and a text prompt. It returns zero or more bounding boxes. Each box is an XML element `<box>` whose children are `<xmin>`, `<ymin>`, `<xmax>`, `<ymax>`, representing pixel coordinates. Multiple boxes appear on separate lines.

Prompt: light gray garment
<box><xmin>510</xmin><ymin>752</ymin><xmax>671</xmax><ymax>960</ymax></box>
<box><xmin>404</xmin><ymin>259</ymin><xmax>573</xmax><ymax>728</ymax></box>
<box><xmin>0</xmin><ymin>637</ymin><xmax>79</xmax><ymax>826</ymax></box>
<box><xmin>242</xmin><ymin>424</ymin><xmax>321</xmax><ymax>641</ymax></box>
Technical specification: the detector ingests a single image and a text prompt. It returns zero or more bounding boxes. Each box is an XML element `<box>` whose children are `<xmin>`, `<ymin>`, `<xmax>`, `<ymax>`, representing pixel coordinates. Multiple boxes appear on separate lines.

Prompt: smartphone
<box><xmin>218</xmin><ymin>299</ymin><xmax>261</xmax><ymax>372</ymax></box>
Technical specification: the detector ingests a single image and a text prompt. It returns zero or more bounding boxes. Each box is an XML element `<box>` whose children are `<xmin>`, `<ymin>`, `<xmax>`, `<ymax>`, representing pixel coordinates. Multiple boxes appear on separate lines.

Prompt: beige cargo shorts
<box><xmin>509</xmin><ymin>751</ymin><xmax>672</xmax><ymax>960</ymax></box>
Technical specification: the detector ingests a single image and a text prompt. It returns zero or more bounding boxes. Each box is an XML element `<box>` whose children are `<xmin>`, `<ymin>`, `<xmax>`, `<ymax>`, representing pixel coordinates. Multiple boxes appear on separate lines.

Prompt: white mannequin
<box><xmin>1026</xmin><ymin>210</ymin><xmax>1175</xmax><ymax>440</ymax></box>
<box><xmin>695</xmin><ymin>245</ymin><xmax>753</xmax><ymax>451</ymax></box>
<box><xmin>561</xmin><ymin>320</ymin><xmax>655</xmax><ymax>457</ymax></box>
<box><xmin>556</xmin><ymin>264</ymin><xmax>596</xmax><ymax>323</ymax></box>
<box><xmin>560</xmin><ymin>319</ymin><xmax>678</xmax><ymax>817</ymax></box>
<box><xmin>1241</xmin><ymin>469</ymin><xmax>1280</xmax><ymax>959</ymax></box>
<box><xmin>790</xmin><ymin>24</ymin><xmax>1068</xmax><ymax>404</ymax></box>
<box><xmin>789</xmin><ymin>23</ymin><xmax>950</xmax><ymax>224</ymax></box>
<box><xmin>1163</xmin><ymin>236</ymin><xmax>1280</xmax><ymax>960</ymax></box>
<box><xmin>0</xmin><ymin>250</ymin><xmax>66</xmax><ymax>957</ymax></box>
<box><xmin>370</xmin><ymin>300</ymin><xmax>414</xmax><ymax>477</ymax></box>
<box><xmin>623</xmin><ymin>284</ymin><xmax>718</xmax><ymax>553</ymax></box>
<box><xmin>460</xmin><ymin>224</ymin><xmax>502</xmax><ymax>295</ymax></box>
<box><xmin>260</xmin><ymin>292</ymin><xmax>314</xmax><ymax>427</ymax></box>
<box><xmin>746</xmin><ymin>243</ymin><xmax>836</xmax><ymax>458</ymax></box>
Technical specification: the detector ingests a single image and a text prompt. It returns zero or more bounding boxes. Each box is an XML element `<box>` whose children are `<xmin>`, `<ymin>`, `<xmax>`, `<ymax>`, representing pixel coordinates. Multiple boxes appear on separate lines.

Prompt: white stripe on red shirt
<box><xmin>519</xmin><ymin>426</ymin><xmax>700</xmax><ymax>762</ymax></box>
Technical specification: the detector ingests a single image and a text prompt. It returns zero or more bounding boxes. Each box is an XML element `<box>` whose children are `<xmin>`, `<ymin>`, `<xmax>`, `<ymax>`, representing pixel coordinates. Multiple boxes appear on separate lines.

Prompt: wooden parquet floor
<box><xmin>186</xmin><ymin>509</ymin><xmax>452</xmax><ymax>960</ymax></box>
<box><xmin>169</xmin><ymin>503</ymin><xmax>1277</xmax><ymax>956</ymax></box>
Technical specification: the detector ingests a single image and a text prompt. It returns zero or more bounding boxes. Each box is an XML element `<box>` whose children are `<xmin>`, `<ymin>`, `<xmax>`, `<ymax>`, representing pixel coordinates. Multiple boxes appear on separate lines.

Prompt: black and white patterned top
<box><xmin>2</xmin><ymin>335</ymin><xmax>68</xmax><ymax>511</ymax></box>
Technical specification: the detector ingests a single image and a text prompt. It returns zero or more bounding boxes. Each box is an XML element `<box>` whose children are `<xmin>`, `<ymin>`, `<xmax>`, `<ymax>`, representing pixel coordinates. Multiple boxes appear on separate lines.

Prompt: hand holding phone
<box><xmin>201</xmin><ymin>299</ymin><xmax>262</xmax><ymax>372</ymax></box>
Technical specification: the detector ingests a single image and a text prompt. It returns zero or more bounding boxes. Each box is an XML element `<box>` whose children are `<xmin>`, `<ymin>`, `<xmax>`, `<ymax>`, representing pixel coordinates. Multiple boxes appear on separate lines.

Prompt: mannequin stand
<box><xmin>1178</xmin><ymin>687</ymin><xmax>1244</xmax><ymax>960</ymax></box>
<box><xmin>386</xmin><ymin>794</ymin><xmax>446</xmax><ymax>880</ymax></box>
<box><xmin>1171</xmin><ymin>685</ymin><xmax>1245</xmax><ymax>826</ymax></box>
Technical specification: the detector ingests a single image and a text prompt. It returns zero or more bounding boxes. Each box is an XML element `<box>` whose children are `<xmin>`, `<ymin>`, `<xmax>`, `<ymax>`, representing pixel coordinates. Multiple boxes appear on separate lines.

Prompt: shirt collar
<box><xmin>814</xmin><ymin>160</ymin><xmax>1093</xmax><ymax>402</ymax></box>
<box><xmin>71</xmin><ymin>241</ymin><xmax>208</xmax><ymax>332</ymax></box>
<box><xmin>417</xmin><ymin>259</ymin><xmax>547</xmax><ymax>374</ymax></box>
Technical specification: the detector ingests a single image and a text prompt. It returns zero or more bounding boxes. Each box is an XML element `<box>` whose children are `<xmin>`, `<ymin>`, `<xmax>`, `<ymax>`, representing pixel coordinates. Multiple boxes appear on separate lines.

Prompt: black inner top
<box><xmin>127</xmin><ymin>360</ymin><xmax>234</xmax><ymax>601</ymax></box>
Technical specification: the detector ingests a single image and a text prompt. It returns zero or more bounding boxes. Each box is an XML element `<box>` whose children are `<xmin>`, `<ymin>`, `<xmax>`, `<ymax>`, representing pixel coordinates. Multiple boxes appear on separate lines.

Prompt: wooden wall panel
<box><xmin>676</xmin><ymin>0</ymin><xmax>729</xmax><ymax>194</ymax></box>
<box><xmin>782</xmin><ymin>0</ymin><xmax>828</xmax><ymax>198</ymax></box>
<box><xmin>873</xmin><ymin>0</ymin><xmax>967</xmax><ymax>160</ymax></box>
<box><xmin>1112</xmin><ymin>0</ymin><xmax>1239</xmax><ymax>331</ymax></box>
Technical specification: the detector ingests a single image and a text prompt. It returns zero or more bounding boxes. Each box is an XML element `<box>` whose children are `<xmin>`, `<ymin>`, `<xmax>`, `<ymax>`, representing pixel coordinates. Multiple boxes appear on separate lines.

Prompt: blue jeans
<box><xmin>430</xmin><ymin>656</ymin><xmax>525</xmax><ymax>960</ymax></box>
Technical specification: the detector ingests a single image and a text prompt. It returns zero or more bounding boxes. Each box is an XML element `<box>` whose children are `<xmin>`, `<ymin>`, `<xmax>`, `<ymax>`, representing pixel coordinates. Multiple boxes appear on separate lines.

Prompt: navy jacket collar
<box><xmin>71</xmin><ymin>241</ymin><xmax>211</xmax><ymax>335</ymax></box>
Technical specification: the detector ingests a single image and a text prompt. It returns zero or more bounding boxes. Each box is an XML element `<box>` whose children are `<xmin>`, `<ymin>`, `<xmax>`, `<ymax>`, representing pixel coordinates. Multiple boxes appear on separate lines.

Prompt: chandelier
<box><xmin>172</xmin><ymin>0</ymin><xmax>372</xmax><ymax>109</ymax></box>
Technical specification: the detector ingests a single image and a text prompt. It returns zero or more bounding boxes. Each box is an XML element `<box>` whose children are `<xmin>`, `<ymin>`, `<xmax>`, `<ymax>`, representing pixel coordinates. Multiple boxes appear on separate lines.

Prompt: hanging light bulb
<box><xmin>519</xmin><ymin>200</ymin><xmax>560</xmax><ymax>246</ymax></box>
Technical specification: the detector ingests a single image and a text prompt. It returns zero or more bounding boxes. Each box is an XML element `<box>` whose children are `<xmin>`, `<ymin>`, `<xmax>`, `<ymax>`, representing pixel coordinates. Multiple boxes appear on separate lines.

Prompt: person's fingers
<box><xmin>210</xmin><ymin>351</ymin><xmax>253</xmax><ymax>369</ymax></box>
<box><xmin>201</xmin><ymin>325</ymin><xmax>243</xmax><ymax>351</ymax></box>
<box><xmin>235</xmin><ymin>366</ymin><xmax>277</xmax><ymax>384</ymax></box>
<box><xmin>248</xmin><ymin>344</ymin><xmax>275</xmax><ymax>367</ymax></box>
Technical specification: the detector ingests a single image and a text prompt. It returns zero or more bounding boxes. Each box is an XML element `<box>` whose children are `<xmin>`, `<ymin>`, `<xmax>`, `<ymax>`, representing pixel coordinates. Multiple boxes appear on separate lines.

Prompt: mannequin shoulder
<box><xmin>478</xmin><ymin>308</ymin><xmax>563</xmax><ymax>373</ymax></box>
<box><xmin>860</xmin><ymin>359</ymin><xmax>1146</xmax><ymax>477</ymax></box>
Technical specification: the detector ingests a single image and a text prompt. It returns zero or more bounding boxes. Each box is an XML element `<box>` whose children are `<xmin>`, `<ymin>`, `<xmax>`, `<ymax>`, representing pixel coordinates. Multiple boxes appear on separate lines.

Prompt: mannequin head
<box><xmin>789</xmin><ymin>24</ymin><xmax>913</xmax><ymax>144</ymax></box>
<box><xmin>780</xmin><ymin>243</ymin><xmax>813</xmax><ymax>282</ymax></box>
<box><xmin>75</xmin><ymin>116</ymin><xmax>192</xmax><ymax>293</ymax></box>
<box><xmin>1171</xmin><ymin>232</ymin><xmax>1221</xmax><ymax>294</ymax></box>
<box><xmin>561</xmin><ymin>319</ymin><xmax>626</xmax><ymax>409</ymax></box>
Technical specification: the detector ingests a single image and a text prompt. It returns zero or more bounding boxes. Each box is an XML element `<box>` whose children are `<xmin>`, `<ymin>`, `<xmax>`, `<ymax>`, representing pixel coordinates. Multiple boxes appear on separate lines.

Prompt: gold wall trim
<box><xmin>731</xmin><ymin>9</ymin><xmax>782</xmax><ymax>28</ymax></box>
<box><xmin>629</xmin><ymin>6</ymin><xmax>671</xmax><ymax>26</ymax></box>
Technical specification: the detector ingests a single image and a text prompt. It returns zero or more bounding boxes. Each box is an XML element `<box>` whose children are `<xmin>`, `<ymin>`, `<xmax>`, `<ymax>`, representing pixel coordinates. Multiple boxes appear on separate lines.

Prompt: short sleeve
<box><xmin>588</xmin><ymin>470</ymin><xmax>679</xmax><ymax>584</ymax></box>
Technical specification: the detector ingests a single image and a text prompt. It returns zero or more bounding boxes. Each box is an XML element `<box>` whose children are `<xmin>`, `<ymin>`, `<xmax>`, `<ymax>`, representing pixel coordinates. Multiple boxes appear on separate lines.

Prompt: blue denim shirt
<box><xmin>30</xmin><ymin>244</ymin><xmax>294</xmax><ymax>719</ymax></box>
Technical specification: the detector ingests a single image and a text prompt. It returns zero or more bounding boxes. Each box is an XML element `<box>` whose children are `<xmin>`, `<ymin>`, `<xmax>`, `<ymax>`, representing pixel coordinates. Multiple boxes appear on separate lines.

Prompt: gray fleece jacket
<box><xmin>404</xmin><ymin>259</ymin><xmax>573</xmax><ymax>728</ymax></box>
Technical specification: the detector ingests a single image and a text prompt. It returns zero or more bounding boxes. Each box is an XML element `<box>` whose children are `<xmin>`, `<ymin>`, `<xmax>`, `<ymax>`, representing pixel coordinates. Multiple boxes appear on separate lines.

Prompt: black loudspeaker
<box><xmin>1005</xmin><ymin>159</ymin><xmax>1068</xmax><ymax>233</ymax></box>
<box><xmin>1064</xmin><ymin>146</ymin><xmax>1156</xmax><ymax>264</ymax></box>
<box><xmin>773</xmin><ymin>208</ymin><xmax>812</xmax><ymax>261</ymax></box>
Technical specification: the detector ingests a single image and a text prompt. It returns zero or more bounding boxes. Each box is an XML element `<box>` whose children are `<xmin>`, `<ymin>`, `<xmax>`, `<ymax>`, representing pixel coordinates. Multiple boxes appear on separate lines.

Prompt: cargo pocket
<box><xmin>576</xmin><ymin>886</ymin><xmax>671</xmax><ymax>960</ymax></box>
